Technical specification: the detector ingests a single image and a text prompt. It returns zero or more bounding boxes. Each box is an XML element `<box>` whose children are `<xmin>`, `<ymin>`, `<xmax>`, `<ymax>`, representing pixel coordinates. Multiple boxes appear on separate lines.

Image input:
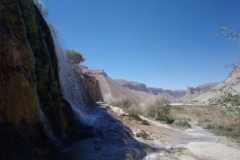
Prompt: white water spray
<box><xmin>48</xmin><ymin>23</ymin><xmax>90</xmax><ymax>124</ymax></box>
<box><xmin>33</xmin><ymin>0</ymin><xmax>48</xmax><ymax>17</ymax></box>
<box><xmin>34</xmin><ymin>0</ymin><xmax>90</xmax><ymax>124</ymax></box>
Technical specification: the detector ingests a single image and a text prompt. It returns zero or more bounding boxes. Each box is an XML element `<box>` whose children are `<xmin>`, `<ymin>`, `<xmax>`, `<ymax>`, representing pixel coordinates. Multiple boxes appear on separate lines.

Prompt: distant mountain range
<box><xmin>79</xmin><ymin>62</ymin><xmax>240</xmax><ymax>105</ymax></box>
<box><xmin>79</xmin><ymin>65</ymin><xmax>221</xmax><ymax>104</ymax></box>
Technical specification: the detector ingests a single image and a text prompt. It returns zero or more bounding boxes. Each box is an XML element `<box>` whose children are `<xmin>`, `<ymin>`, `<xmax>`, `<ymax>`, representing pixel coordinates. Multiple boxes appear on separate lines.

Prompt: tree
<box><xmin>213</xmin><ymin>26</ymin><xmax>240</xmax><ymax>48</ymax></box>
<box><xmin>65</xmin><ymin>50</ymin><xmax>85</xmax><ymax>64</ymax></box>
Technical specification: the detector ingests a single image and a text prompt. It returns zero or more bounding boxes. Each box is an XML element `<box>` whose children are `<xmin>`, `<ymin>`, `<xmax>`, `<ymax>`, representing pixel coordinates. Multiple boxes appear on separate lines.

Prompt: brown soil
<box><xmin>109</xmin><ymin>107</ymin><xmax>240</xmax><ymax>160</ymax></box>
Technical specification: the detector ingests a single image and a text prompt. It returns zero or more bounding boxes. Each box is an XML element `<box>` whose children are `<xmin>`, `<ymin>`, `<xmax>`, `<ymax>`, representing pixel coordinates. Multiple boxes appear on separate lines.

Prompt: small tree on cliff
<box><xmin>65</xmin><ymin>49</ymin><xmax>85</xmax><ymax>64</ymax></box>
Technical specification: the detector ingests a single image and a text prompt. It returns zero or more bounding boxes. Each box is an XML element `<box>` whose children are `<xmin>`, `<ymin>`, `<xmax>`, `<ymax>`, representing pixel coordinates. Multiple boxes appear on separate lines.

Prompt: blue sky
<box><xmin>41</xmin><ymin>0</ymin><xmax>240</xmax><ymax>90</ymax></box>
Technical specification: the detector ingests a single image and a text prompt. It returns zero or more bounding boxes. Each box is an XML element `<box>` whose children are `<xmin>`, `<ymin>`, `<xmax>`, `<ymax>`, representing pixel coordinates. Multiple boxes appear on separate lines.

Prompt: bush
<box><xmin>65</xmin><ymin>49</ymin><xmax>85</xmax><ymax>64</ymax></box>
<box><xmin>141</xmin><ymin>120</ymin><xmax>149</xmax><ymax>125</ymax></box>
<box><xmin>111</xmin><ymin>98</ymin><xmax>131</xmax><ymax>108</ymax></box>
<box><xmin>127</xmin><ymin>114</ymin><xmax>141</xmax><ymax>121</ymax></box>
<box><xmin>145</xmin><ymin>99</ymin><xmax>172</xmax><ymax>122</ymax></box>
<box><xmin>173</xmin><ymin>120</ymin><xmax>191</xmax><ymax>128</ymax></box>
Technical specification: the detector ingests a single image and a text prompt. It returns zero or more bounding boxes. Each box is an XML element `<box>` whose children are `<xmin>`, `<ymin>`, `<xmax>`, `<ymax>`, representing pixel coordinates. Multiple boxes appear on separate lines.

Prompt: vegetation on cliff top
<box><xmin>65</xmin><ymin>49</ymin><xmax>85</xmax><ymax>64</ymax></box>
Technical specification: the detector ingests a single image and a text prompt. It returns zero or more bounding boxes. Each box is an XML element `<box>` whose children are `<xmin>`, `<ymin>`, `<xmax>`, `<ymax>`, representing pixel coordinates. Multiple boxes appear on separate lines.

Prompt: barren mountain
<box><xmin>183</xmin><ymin>82</ymin><xmax>219</xmax><ymax>101</ymax></box>
<box><xmin>115</xmin><ymin>79</ymin><xmax>187</xmax><ymax>98</ymax></box>
<box><xmin>80</xmin><ymin>66</ymin><xmax>187</xmax><ymax>103</ymax></box>
<box><xmin>192</xmin><ymin>62</ymin><xmax>240</xmax><ymax>104</ymax></box>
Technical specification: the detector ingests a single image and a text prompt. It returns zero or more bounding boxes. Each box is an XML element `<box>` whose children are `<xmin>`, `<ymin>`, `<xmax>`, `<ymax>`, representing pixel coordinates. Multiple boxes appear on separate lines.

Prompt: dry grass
<box><xmin>111</xmin><ymin>99</ymin><xmax>240</xmax><ymax>142</ymax></box>
<box><xmin>170</xmin><ymin>105</ymin><xmax>240</xmax><ymax>142</ymax></box>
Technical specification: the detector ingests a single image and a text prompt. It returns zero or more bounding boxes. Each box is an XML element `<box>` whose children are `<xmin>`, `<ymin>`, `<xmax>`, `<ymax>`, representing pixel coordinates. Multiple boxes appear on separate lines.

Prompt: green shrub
<box><xmin>128</xmin><ymin>114</ymin><xmax>141</xmax><ymax>121</ymax></box>
<box><xmin>141</xmin><ymin>120</ymin><xmax>149</xmax><ymax>125</ymax></box>
<box><xmin>111</xmin><ymin>98</ymin><xmax>133</xmax><ymax>109</ymax></box>
<box><xmin>65</xmin><ymin>49</ymin><xmax>85</xmax><ymax>64</ymax></box>
<box><xmin>145</xmin><ymin>99</ymin><xmax>171</xmax><ymax>123</ymax></box>
<box><xmin>173</xmin><ymin>120</ymin><xmax>191</xmax><ymax>128</ymax></box>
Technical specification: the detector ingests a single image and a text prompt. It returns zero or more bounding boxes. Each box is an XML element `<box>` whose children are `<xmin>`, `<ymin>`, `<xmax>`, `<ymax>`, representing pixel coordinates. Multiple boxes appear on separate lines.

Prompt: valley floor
<box><xmin>115</xmin><ymin>109</ymin><xmax>240</xmax><ymax>160</ymax></box>
<box><xmin>50</xmin><ymin>104</ymin><xmax>240</xmax><ymax>160</ymax></box>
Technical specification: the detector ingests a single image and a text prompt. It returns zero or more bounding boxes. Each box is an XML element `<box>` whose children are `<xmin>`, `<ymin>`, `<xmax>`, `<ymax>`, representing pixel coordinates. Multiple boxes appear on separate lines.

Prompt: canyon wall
<box><xmin>0</xmin><ymin>0</ymin><xmax>82</xmax><ymax>158</ymax></box>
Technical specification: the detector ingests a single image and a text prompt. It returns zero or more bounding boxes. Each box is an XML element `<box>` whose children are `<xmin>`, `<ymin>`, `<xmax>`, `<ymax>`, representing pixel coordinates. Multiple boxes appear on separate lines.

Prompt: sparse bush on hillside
<box><xmin>170</xmin><ymin>105</ymin><xmax>240</xmax><ymax>142</ymax></box>
<box><xmin>65</xmin><ymin>49</ymin><xmax>85</xmax><ymax>64</ymax></box>
<box><xmin>213</xmin><ymin>93</ymin><xmax>240</xmax><ymax>106</ymax></box>
<box><xmin>172</xmin><ymin>119</ymin><xmax>191</xmax><ymax>128</ymax></box>
<box><xmin>111</xmin><ymin>98</ymin><xmax>132</xmax><ymax>108</ymax></box>
<box><xmin>111</xmin><ymin>98</ymin><xmax>142</xmax><ymax>115</ymax></box>
<box><xmin>145</xmin><ymin>99</ymin><xmax>174</xmax><ymax>123</ymax></box>
<box><xmin>111</xmin><ymin>98</ymin><xmax>150</xmax><ymax>125</ymax></box>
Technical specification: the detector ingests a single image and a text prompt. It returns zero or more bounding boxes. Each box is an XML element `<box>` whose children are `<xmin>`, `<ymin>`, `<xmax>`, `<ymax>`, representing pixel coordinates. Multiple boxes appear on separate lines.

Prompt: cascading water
<box><xmin>46</xmin><ymin>18</ymin><xmax>146</xmax><ymax>160</ymax></box>
<box><xmin>34</xmin><ymin>0</ymin><xmax>89</xmax><ymax>123</ymax></box>
<box><xmin>37</xmin><ymin>1</ymin><xmax>150</xmax><ymax>159</ymax></box>
<box><xmin>49</xmin><ymin>25</ymin><xmax>90</xmax><ymax>123</ymax></box>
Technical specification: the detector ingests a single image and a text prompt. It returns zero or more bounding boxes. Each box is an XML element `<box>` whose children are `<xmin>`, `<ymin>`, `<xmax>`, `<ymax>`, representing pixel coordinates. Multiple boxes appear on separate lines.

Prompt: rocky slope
<box><xmin>183</xmin><ymin>82</ymin><xmax>219</xmax><ymax>101</ymax></box>
<box><xmin>0</xmin><ymin>0</ymin><xmax>99</xmax><ymax>159</ymax></box>
<box><xmin>80</xmin><ymin>66</ymin><xmax>187</xmax><ymax>103</ymax></box>
<box><xmin>192</xmin><ymin>62</ymin><xmax>240</xmax><ymax>104</ymax></box>
<box><xmin>74</xmin><ymin>65</ymin><xmax>104</xmax><ymax>103</ymax></box>
<box><xmin>115</xmin><ymin>79</ymin><xmax>187</xmax><ymax>98</ymax></box>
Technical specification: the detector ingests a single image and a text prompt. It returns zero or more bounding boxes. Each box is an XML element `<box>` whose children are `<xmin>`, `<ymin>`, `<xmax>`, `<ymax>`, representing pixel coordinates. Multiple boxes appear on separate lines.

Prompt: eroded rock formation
<box><xmin>0</xmin><ymin>0</ymin><xmax>79</xmax><ymax>158</ymax></box>
<box><xmin>115</xmin><ymin>79</ymin><xmax>149</xmax><ymax>92</ymax></box>
<box><xmin>74</xmin><ymin>65</ymin><xmax>104</xmax><ymax>103</ymax></box>
<box><xmin>185</xmin><ymin>83</ymin><xmax>219</xmax><ymax>100</ymax></box>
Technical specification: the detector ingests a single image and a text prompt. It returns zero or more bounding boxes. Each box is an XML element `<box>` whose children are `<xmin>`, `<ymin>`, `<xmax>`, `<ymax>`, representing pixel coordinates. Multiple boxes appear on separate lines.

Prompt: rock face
<box><xmin>148</xmin><ymin>88</ymin><xmax>187</xmax><ymax>97</ymax></box>
<box><xmin>193</xmin><ymin>62</ymin><xmax>240</xmax><ymax>103</ymax></box>
<box><xmin>81</xmin><ymin>66</ymin><xmax>187</xmax><ymax>103</ymax></box>
<box><xmin>115</xmin><ymin>79</ymin><xmax>149</xmax><ymax>92</ymax></box>
<box><xmin>187</xmin><ymin>83</ymin><xmax>219</xmax><ymax>94</ymax></box>
<box><xmin>115</xmin><ymin>80</ymin><xmax>187</xmax><ymax>98</ymax></box>
<box><xmin>74</xmin><ymin>65</ymin><xmax>104</xmax><ymax>103</ymax></box>
<box><xmin>0</xmin><ymin>0</ymin><xmax>80</xmax><ymax>158</ymax></box>
<box><xmin>184</xmin><ymin>83</ymin><xmax>219</xmax><ymax>101</ymax></box>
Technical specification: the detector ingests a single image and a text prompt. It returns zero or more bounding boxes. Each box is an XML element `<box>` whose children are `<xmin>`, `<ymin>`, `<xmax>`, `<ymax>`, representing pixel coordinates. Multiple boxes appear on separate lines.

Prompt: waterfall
<box><xmin>49</xmin><ymin>23</ymin><xmax>90</xmax><ymax>124</ymax></box>
<box><xmin>34</xmin><ymin>0</ymin><xmax>90</xmax><ymax>127</ymax></box>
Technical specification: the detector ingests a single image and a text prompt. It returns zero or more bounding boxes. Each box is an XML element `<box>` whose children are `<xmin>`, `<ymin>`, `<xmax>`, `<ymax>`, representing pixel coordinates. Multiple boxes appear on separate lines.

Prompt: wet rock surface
<box><xmin>0</xmin><ymin>0</ymin><xmax>80</xmax><ymax>158</ymax></box>
<box><xmin>49</xmin><ymin>106</ymin><xmax>148</xmax><ymax>160</ymax></box>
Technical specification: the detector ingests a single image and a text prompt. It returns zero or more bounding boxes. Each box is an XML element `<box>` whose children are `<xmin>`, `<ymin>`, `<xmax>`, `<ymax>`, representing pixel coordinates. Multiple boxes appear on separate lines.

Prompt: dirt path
<box><xmin>113</xmin><ymin>109</ymin><xmax>240</xmax><ymax>160</ymax></box>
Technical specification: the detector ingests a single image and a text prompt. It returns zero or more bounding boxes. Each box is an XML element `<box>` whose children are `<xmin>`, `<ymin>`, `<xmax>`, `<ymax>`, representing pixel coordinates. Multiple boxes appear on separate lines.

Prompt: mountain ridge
<box><xmin>79</xmin><ymin>65</ymin><xmax>220</xmax><ymax>103</ymax></box>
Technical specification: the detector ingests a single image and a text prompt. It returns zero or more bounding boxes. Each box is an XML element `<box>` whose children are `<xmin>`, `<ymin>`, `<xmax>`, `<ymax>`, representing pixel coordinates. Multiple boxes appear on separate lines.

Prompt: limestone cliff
<box><xmin>184</xmin><ymin>83</ymin><xmax>219</xmax><ymax>101</ymax></box>
<box><xmin>193</xmin><ymin>62</ymin><xmax>240</xmax><ymax>103</ymax></box>
<box><xmin>0</xmin><ymin>0</ymin><xmax>79</xmax><ymax>158</ymax></box>
<box><xmin>115</xmin><ymin>79</ymin><xmax>149</xmax><ymax>92</ymax></box>
<box><xmin>74</xmin><ymin>65</ymin><xmax>104</xmax><ymax>103</ymax></box>
<box><xmin>115</xmin><ymin>80</ymin><xmax>187</xmax><ymax>98</ymax></box>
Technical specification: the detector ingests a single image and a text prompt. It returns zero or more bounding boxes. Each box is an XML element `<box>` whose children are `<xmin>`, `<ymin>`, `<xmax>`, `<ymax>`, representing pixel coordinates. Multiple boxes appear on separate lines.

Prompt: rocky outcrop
<box><xmin>81</xmin><ymin>66</ymin><xmax>108</xmax><ymax>76</ymax></box>
<box><xmin>148</xmin><ymin>88</ymin><xmax>187</xmax><ymax>97</ymax></box>
<box><xmin>192</xmin><ymin>62</ymin><xmax>240</xmax><ymax>103</ymax></box>
<box><xmin>81</xmin><ymin>67</ymin><xmax>187</xmax><ymax>103</ymax></box>
<box><xmin>147</xmin><ymin>88</ymin><xmax>164</xmax><ymax>95</ymax></box>
<box><xmin>74</xmin><ymin>65</ymin><xmax>104</xmax><ymax>103</ymax></box>
<box><xmin>0</xmin><ymin>0</ymin><xmax>79</xmax><ymax>158</ymax></box>
<box><xmin>116</xmin><ymin>80</ymin><xmax>187</xmax><ymax>98</ymax></box>
<box><xmin>185</xmin><ymin>83</ymin><xmax>219</xmax><ymax>101</ymax></box>
<box><xmin>187</xmin><ymin>83</ymin><xmax>219</xmax><ymax>94</ymax></box>
<box><xmin>115</xmin><ymin>79</ymin><xmax>149</xmax><ymax>92</ymax></box>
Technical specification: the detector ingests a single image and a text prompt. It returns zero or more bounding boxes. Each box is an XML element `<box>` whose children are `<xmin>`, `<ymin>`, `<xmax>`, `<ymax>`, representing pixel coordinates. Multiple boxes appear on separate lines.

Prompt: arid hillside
<box><xmin>192</xmin><ymin>62</ymin><xmax>240</xmax><ymax>105</ymax></box>
<box><xmin>80</xmin><ymin>65</ymin><xmax>188</xmax><ymax>103</ymax></box>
